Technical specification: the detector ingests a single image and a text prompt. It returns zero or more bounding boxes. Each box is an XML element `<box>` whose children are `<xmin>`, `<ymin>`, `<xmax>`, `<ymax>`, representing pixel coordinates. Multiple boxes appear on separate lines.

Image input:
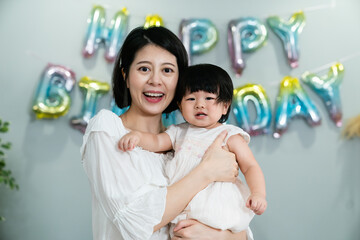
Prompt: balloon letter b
<box><xmin>70</xmin><ymin>77</ymin><xmax>110</xmax><ymax>133</ymax></box>
<box><xmin>267</xmin><ymin>11</ymin><xmax>305</xmax><ymax>68</ymax></box>
<box><xmin>273</xmin><ymin>76</ymin><xmax>321</xmax><ymax>138</ymax></box>
<box><xmin>233</xmin><ymin>84</ymin><xmax>272</xmax><ymax>136</ymax></box>
<box><xmin>228</xmin><ymin>17</ymin><xmax>268</xmax><ymax>76</ymax></box>
<box><xmin>301</xmin><ymin>63</ymin><xmax>344</xmax><ymax>127</ymax></box>
<box><xmin>180</xmin><ymin>19</ymin><xmax>218</xmax><ymax>65</ymax></box>
<box><xmin>32</xmin><ymin>64</ymin><xmax>76</xmax><ymax>119</ymax></box>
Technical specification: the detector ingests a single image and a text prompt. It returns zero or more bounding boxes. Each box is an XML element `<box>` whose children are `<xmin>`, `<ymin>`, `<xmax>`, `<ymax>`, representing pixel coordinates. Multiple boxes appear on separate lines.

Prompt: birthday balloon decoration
<box><xmin>228</xmin><ymin>17</ymin><xmax>268</xmax><ymax>76</ymax></box>
<box><xmin>32</xmin><ymin>64</ymin><xmax>76</xmax><ymax>119</ymax></box>
<box><xmin>267</xmin><ymin>11</ymin><xmax>305</xmax><ymax>68</ymax></box>
<box><xmin>70</xmin><ymin>77</ymin><xmax>110</xmax><ymax>133</ymax></box>
<box><xmin>273</xmin><ymin>76</ymin><xmax>321</xmax><ymax>139</ymax></box>
<box><xmin>111</xmin><ymin>99</ymin><xmax>128</xmax><ymax>116</ymax></box>
<box><xmin>301</xmin><ymin>63</ymin><xmax>344</xmax><ymax>127</ymax></box>
<box><xmin>233</xmin><ymin>84</ymin><xmax>272</xmax><ymax>136</ymax></box>
<box><xmin>82</xmin><ymin>6</ymin><xmax>129</xmax><ymax>63</ymax></box>
<box><xmin>105</xmin><ymin>8</ymin><xmax>129</xmax><ymax>62</ymax></box>
<box><xmin>180</xmin><ymin>19</ymin><xmax>218</xmax><ymax>65</ymax></box>
<box><xmin>144</xmin><ymin>14</ymin><xmax>164</xmax><ymax>28</ymax></box>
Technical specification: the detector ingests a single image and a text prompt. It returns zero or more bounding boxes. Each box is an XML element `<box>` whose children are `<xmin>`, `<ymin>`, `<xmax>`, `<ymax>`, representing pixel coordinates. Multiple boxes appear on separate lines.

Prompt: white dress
<box><xmin>166</xmin><ymin>122</ymin><xmax>255</xmax><ymax>232</ymax></box>
<box><xmin>81</xmin><ymin>109</ymin><xmax>170</xmax><ymax>240</ymax></box>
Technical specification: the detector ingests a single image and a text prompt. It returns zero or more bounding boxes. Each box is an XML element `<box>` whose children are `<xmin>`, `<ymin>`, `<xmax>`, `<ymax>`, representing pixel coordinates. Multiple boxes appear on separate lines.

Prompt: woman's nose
<box><xmin>148</xmin><ymin>71</ymin><xmax>162</xmax><ymax>85</ymax></box>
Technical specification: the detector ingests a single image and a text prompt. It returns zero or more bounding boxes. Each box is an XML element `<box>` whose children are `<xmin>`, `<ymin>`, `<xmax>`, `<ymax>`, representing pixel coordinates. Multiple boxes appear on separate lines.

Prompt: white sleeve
<box><xmin>165</xmin><ymin>124</ymin><xmax>178</xmax><ymax>147</ymax></box>
<box><xmin>82</xmin><ymin>131</ymin><xmax>167</xmax><ymax>239</ymax></box>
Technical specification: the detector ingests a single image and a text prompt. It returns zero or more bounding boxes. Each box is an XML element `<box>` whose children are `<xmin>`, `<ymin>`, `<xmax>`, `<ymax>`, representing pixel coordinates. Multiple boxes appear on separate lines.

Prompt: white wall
<box><xmin>0</xmin><ymin>0</ymin><xmax>359</xmax><ymax>239</ymax></box>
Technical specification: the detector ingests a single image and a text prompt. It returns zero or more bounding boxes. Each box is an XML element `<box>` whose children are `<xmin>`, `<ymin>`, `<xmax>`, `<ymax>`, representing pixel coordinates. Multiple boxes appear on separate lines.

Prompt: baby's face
<box><xmin>179</xmin><ymin>90</ymin><xmax>229</xmax><ymax>129</ymax></box>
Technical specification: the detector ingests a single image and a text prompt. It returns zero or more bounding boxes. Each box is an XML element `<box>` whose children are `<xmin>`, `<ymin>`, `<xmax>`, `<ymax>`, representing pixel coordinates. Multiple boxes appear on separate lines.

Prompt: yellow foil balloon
<box><xmin>144</xmin><ymin>14</ymin><xmax>164</xmax><ymax>28</ymax></box>
<box><xmin>70</xmin><ymin>77</ymin><xmax>110</xmax><ymax>133</ymax></box>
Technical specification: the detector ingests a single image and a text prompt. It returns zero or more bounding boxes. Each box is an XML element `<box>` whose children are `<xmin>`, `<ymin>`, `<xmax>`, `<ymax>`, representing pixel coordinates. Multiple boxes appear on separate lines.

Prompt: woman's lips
<box><xmin>143</xmin><ymin>91</ymin><xmax>165</xmax><ymax>103</ymax></box>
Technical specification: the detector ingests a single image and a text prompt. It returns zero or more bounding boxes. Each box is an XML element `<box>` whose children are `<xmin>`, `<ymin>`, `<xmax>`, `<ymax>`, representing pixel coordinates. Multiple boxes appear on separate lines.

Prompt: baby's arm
<box><xmin>227</xmin><ymin>134</ymin><xmax>267</xmax><ymax>215</ymax></box>
<box><xmin>118</xmin><ymin>131</ymin><xmax>173</xmax><ymax>153</ymax></box>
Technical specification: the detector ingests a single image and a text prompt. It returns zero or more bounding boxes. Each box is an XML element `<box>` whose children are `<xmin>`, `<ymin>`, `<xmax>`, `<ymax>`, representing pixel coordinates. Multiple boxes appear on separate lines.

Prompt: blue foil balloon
<box><xmin>301</xmin><ymin>63</ymin><xmax>344</xmax><ymax>127</ymax></box>
<box><xmin>179</xmin><ymin>19</ymin><xmax>218</xmax><ymax>65</ymax></box>
<box><xmin>228</xmin><ymin>17</ymin><xmax>268</xmax><ymax>76</ymax></box>
<box><xmin>71</xmin><ymin>77</ymin><xmax>110</xmax><ymax>133</ymax></box>
<box><xmin>273</xmin><ymin>76</ymin><xmax>321</xmax><ymax>139</ymax></box>
<box><xmin>32</xmin><ymin>64</ymin><xmax>76</xmax><ymax>119</ymax></box>
<box><xmin>82</xmin><ymin>6</ymin><xmax>129</xmax><ymax>63</ymax></box>
<box><xmin>233</xmin><ymin>84</ymin><xmax>272</xmax><ymax>136</ymax></box>
<box><xmin>111</xmin><ymin>99</ymin><xmax>128</xmax><ymax>116</ymax></box>
<box><xmin>267</xmin><ymin>11</ymin><xmax>305</xmax><ymax>68</ymax></box>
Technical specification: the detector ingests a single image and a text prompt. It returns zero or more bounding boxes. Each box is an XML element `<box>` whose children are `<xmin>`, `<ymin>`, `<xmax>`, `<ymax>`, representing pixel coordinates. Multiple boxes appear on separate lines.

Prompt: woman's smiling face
<box><xmin>126</xmin><ymin>44</ymin><xmax>179</xmax><ymax>116</ymax></box>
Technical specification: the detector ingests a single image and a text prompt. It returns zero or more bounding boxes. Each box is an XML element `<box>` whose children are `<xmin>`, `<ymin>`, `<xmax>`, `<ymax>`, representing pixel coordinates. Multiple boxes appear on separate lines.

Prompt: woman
<box><xmin>81</xmin><ymin>26</ymin><xmax>253</xmax><ymax>239</ymax></box>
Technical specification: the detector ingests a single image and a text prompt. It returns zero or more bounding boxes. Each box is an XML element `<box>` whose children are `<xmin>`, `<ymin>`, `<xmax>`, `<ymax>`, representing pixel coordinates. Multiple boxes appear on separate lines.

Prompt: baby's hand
<box><xmin>246</xmin><ymin>193</ymin><xmax>267</xmax><ymax>215</ymax></box>
<box><xmin>118</xmin><ymin>131</ymin><xmax>141</xmax><ymax>151</ymax></box>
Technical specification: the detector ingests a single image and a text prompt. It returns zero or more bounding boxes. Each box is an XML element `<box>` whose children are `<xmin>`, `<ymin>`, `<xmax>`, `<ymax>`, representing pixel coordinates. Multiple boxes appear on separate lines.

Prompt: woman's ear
<box><xmin>121</xmin><ymin>68</ymin><xmax>128</xmax><ymax>88</ymax></box>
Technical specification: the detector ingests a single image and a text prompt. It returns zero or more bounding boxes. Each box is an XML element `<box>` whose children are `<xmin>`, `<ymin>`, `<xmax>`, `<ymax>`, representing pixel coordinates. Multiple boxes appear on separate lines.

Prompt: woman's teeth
<box><xmin>144</xmin><ymin>92</ymin><xmax>164</xmax><ymax>97</ymax></box>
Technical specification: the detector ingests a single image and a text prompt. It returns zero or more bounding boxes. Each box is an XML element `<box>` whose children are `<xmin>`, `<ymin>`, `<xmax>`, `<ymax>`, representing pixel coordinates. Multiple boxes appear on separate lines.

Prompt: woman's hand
<box><xmin>200</xmin><ymin>130</ymin><xmax>239</xmax><ymax>183</ymax></box>
<box><xmin>172</xmin><ymin>219</ymin><xmax>247</xmax><ymax>240</ymax></box>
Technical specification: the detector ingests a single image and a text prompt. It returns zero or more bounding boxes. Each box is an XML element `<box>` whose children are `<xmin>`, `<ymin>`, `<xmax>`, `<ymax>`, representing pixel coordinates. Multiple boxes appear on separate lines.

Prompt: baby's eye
<box><xmin>186</xmin><ymin>97</ymin><xmax>195</xmax><ymax>101</ymax></box>
<box><xmin>205</xmin><ymin>97</ymin><xmax>215</xmax><ymax>100</ymax></box>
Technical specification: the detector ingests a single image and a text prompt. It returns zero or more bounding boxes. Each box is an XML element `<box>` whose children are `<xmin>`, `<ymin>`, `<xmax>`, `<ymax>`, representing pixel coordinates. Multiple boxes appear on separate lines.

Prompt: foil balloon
<box><xmin>179</xmin><ymin>19</ymin><xmax>218</xmax><ymax>65</ymax></box>
<box><xmin>111</xmin><ymin>99</ymin><xmax>128</xmax><ymax>116</ymax></box>
<box><xmin>301</xmin><ymin>63</ymin><xmax>344</xmax><ymax>127</ymax></box>
<box><xmin>228</xmin><ymin>17</ymin><xmax>268</xmax><ymax>76</ymax></box>
<box><xmin>82</xmin><ymin>6</ymin><xmax>129</xmax><ymax>63</ymax></box>
<box><xmin>233</xmin><ymin>84</ymin><xmax>272</xmax><ymax>136</ymax></box>
<box><xmin>71</xmin><ymin>77</ymin><xmax>110</xmax><ymax>133</ymax></box>
<box><xmin>144</xmin><ymin>14</ymin><xmax>164</xmax><ymax>28</ymax></box>
<box><xmin>273</xmin><ymin>76</ymin><xmax>321</xmax><ymax>139</ymax></box>
<box><xmin>267</xmin><ymin>11</ymin><xmax>305</xmax><ymax>68</ymax></box>
<box><xmin>32</xmin><ymin>64</ymin><xmax>76</xmax><ymax>119</ymax></box>
<box><xmin>162</xmin><ymin>110</ymin><xmax>179</xmax><ymax>128</ymax></box>
<box><xmin>105</xmin><ymin>8</ymin><xmax>129</xmax><ymax>62</ymax></box>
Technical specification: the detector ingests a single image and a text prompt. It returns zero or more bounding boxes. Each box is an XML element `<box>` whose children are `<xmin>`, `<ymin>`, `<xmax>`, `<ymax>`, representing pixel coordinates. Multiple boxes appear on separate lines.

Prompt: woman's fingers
<box><xmin>208</xmin><ymin>130</ymin><xmax>228</xmax><ymax>149</ymax></box>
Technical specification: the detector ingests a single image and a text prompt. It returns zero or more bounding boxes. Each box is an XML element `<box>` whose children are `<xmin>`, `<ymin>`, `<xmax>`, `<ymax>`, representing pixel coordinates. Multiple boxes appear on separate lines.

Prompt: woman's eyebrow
<box><xmin>135</xmin><ymin>61</ymin><xmax>151</xmax><ymax>65</ymax></box>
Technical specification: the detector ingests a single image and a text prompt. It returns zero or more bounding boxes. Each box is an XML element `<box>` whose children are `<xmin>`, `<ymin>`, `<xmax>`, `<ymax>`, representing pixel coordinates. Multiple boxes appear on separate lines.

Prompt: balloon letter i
<box><xmin>70</xmin><ymin>77</ymin><xmax>110</xmax><ymax>133</ymax></box>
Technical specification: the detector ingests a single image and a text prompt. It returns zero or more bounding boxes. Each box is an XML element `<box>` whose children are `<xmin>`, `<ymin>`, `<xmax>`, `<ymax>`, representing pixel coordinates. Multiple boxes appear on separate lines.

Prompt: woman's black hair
<box><xmin>176</xmin><ymin>64</ymin><xmax>233</xmax><ymax>123</ymax></box>
<box><xmin>112</xmin><ymin>26</ymin><xmax>189</xmax><ymax>114</ymax></box>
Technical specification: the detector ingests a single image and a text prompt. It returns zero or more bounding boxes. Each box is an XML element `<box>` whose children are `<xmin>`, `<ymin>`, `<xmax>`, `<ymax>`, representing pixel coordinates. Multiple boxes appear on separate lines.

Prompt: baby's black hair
<box><xmin>176</xmin><ymin>64</ymin><xmax>233</xmax><ymax>123</ymax></box>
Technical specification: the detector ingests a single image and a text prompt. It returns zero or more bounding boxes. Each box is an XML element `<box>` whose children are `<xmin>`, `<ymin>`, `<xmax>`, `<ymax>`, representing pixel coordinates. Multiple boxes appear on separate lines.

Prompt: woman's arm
<box><xmin>172</xmin><ymin>220</ymin><xmax>248</xmax><ymax>240</ymax></box>
<box><xmin>154</xmin><ymin>130</ymin><xmax>239</xmax><ymax>231</ymax></box>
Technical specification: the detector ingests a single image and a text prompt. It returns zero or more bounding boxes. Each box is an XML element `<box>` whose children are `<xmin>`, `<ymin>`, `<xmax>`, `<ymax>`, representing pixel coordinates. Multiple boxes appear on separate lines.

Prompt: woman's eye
<box><xmin>163</xmin><ymin>68</ymin><xmax>173</xmax><ymax>73</ymax></box>
<box><xmin>139</xmin><ymin>67</ymin><xmax>150</xmax><ymax>72</ymax></box>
